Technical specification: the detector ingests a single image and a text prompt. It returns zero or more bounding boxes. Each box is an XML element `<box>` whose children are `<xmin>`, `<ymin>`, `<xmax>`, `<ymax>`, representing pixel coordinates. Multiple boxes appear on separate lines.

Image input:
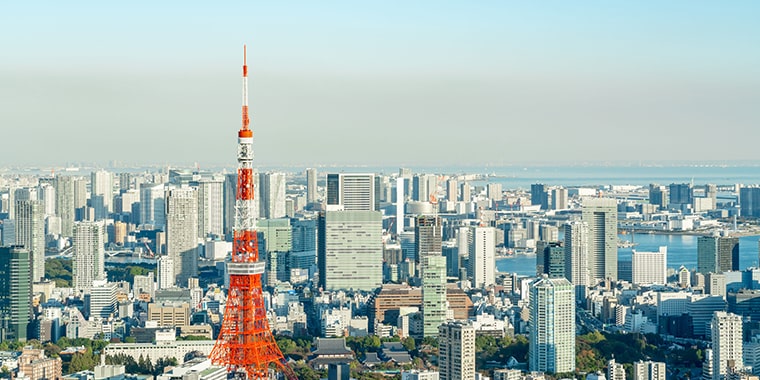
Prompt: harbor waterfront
<box><xmin>497</xmin><ymin>233</ymin><xmax>760</xmax><ymax>277</ymax></box>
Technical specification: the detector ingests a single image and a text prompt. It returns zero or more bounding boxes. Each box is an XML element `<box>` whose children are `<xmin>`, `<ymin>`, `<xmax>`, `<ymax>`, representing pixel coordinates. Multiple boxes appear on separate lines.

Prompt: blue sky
<box><xmin>2</xmin><ymin>2</ymin><xmax>759</xmax><ymax>167</ymax></box>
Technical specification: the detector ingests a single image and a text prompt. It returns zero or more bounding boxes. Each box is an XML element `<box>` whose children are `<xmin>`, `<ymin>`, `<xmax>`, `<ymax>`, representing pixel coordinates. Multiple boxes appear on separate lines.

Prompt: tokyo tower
<box><xmin>208</xmin><ymin>46</ymin><xmax>296</xmax><ymax>380</ymax></box>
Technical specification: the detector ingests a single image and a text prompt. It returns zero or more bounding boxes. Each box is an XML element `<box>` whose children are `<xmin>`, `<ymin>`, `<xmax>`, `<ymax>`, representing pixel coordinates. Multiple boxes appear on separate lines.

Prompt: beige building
<box><xmin>148</xmin><ymin>303</ymin><xmax>191</xmax><ymax>327</ymax></box>
<box><xmin>18</xmin><ymin>348</ymin><xmax>62</xmax><ymax>380</ymax></box>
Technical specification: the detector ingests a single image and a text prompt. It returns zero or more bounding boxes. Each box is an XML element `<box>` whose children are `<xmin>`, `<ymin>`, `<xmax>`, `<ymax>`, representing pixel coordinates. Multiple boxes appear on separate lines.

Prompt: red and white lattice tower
<box><xmin>209</xmin><ymin>45</ymin><xmax>296</xmax><ymax>380</ymax></box>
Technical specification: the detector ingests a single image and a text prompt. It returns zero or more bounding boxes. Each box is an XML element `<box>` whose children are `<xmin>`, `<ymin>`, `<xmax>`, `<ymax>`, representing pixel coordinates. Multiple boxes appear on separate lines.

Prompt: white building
<box><xmin>104</xmin><ymin>336</ymin><xmax>215</xmax><ymax>365</ymax></box>
<box><xmin>529</xmin><ymin>276</ymin><xmax>575</xmax><ymax>374</ymax></box>
<box><xmin>564</xmin><ymin>221</ymin><xmax>589</xmax><ymax>301</ymax></box>
<box><xmin>438</xmin><ymin>321</ymin><xmax>475</xmax><ymax>380</ymax></box>
<box><xmin>73</xmin><ymin>221</ymin><xmax>105</xmax><ymax>293</ymax></box>
<box><xmin>157</xmin><ymin>255</ymin><xmax>175</xmax><ymax>290</ymax></box>
<box><xmin>166</xmin><ymin>187</ymin><xmax>198</xmax><ymax>287</ymax></box>
<box><xmin>196</xmin><ymin>178</ymin><xmax>224</xmax><ymax>238</ymax></box>
<box><xmin>468</xmin><ymin>226</ymin><xmax>495</xmax><ymax>288</ymax></box>
<box><xmin>633</xmin><ymin>360</ymin><xmax>666</xmax><ymax>380</ymax></box>
<box><xmin>632</xmin><ymin>246</ymin><xmax>667</xmax><ymax>285</ymax></box>
<box><xmin>259</xmin><ymin>172</ymin><xmax>287</xmax><ymax>219</ymax></box>
<box><xmin>712</xmin><ymin>311</ymin><xmax>743</xmax><ymax>380</ymax></box>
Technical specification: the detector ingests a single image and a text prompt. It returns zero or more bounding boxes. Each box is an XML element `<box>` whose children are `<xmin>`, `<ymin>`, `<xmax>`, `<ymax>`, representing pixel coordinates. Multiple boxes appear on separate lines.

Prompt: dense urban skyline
<box><xmin>2</xmin><ymin>2</ymin><xmax>760</xmax><ymax>167</ymax></box>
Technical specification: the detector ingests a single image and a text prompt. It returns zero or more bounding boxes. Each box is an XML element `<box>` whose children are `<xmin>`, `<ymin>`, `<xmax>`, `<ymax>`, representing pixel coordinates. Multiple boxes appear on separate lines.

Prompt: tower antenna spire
<box><xmin>209</xmin><ymin>44</ymin><xmax>296</xmax><ymax>380</ymax></box>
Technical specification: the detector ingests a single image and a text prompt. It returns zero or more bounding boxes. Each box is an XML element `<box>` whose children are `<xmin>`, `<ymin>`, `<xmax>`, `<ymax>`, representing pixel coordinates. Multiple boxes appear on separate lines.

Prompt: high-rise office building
<box><xmin>73</xmin><ymin>177</ymin><xmax>88</xmax><ymax>212</ymax></box>
<box><xmin>540</xmin><ymin>242</ymin><xmax>564</xmax><ymax>278</ymax></box>
<box><xmin>14</xmin><ymin>199</ymin><xmax>45</xmax><ymax>282</ymax></box>
<box><xmin>54</xmin><ymin>176</ymin><xmax>76</xmax><ymax>237</ymax></box>
<box><xmin>529</xmin><ymin>276</ymin><xmax>575</xmax><ymax>374</ymax></box>
<box><xmin>118</xmin><ymin>172</ymin><xmax>132</xmax><ymax>191</ymax></box>
<box><xmin>446</xmin><ymin>179</ymin><xmax>458</xmax><ymax>202</ymax></box>
<box><xmin>412</xmin><ymin>174</ymin><xmax>437</xmax><ymax>203</ymax></box>
<box><xmin>73</xmin><ymin>221</ymin><xmax>105</xmax><ymax>292</ymax></box>
<box><xmin>422</xmin><ymin>255</ymin><xmax>447</xmax><ymax>337</ymax></box>
<box><xmin>156</xmin><ymin>255</ymin><xmax>175</xmax><ymax>290</ymax></box>
<box><xmin>740</xmin><ymin>187</ymin><xmax>760</xmax><ymax>218</ymax></box>
<box><xmin>438</xmin><ymin>321</ymin><xmax>476</xmax><ymax>380</ymax></box>
<box><xmin>633</xmin><ymin>360</ymin><xmax>666</xmax><ymax>380</ymax></box>
<box><xmin>318</xmin><ymin>210</ymin><xmax>382</xmax><ymax>291</ymax></box>
<box><xmin>258</xmin><ymin>218</ymin><xmax>292</xmax><ymax>286</ymax></box>
<box><xmin>89</xmin><ymin>280</ymin><xmax>117</xmax><ymax>319</ymax></box>
<box><xmin>0</xmin><ymin>246</ymin><xmax>31</xmax><ymax>342</ymax></box>
<box><xmin>632</xmin><ymin>247</ymin><xmax>667</xmax><ymax>285</ymax></box>
<box><xmin>487</xmin><ymin>183</ymin><xmax>502</xmax><ymax>202</ymax></box>
<box><xmin>306</xmin><ymin>168</ymin><xmax>318</xmax><ymax>204</ymax></box>
<box><xmin>415</xmin><ymin>215</ymin><xmax>442</xmax><ymax>265</ymax></box>
<box><xmin>669</xmin><ymin>183</ymin><xmax>693</xmax><ymax>206</ymax></box>
<box><xmin>139</xmin><ymin>183</ymin><xmax>166</xmax><ymax>228</ymax></box>
<box><xmin>223</xmin><ymin>173</ymin><xmax>237</xmax><ymax>235</ymax></box>
<box><xmin>37</xmin><ymin>184</ymin><xmax>56</xmax><ymax>216</ymax></box>
<box><xmin>259</xmin><ymin>172</ymin><xmax>286</xmax><ymax>219</ymax></box>
<box><xmin>711</xmin><ymin>311</ymin><xmax>743</xmax><ymax>380</ymax></box>
<box><xmin>197</xmin><ymin>178</ymin><xmax>224</xmax><ymax>238</ymax></box>
<box><xmin>459</xmin><ymin>182</ymin><xmax>470</xmax><ymax>202</ymax></box>
<box><xmin>91</xmin><ymin>170</ymin><xmax>114</xmax><ymax>218</ymax></box>
<box><xmin>551</xmin><ymin>188</ymin><xmax>568</xmax><ymax>210</ymax></box>
<box><xmin>649</xmin><ymin>184</ymin><xmax>668</xmax><ymax>209</ymax></box>
<box><xmin>582</xmin><ymin>198</ymin><xmax>618</xmax><ymax>283</ymax></box>
<box><xmin>531</xmin><ymin>183</ymin><xmax>549</xmax><ymax>210</ymax></box>
<box><xmin>166</xmin><ymin>188</ymin><xmax>198</xmax><ymax>287</ymax></box>
<box><xmin>698</xmin><ymin>236</ymin><xmax>739</xmax><ymax>275</ymax></box>
<box><xmin>468</xmin><ymin>226</ymin><xmax>495</xmax><ymax>288</ymax></box>
<box><xmin>326</xmin><ymin>173</ymin><xmax>377</xmax><ymax>211</ymax></box>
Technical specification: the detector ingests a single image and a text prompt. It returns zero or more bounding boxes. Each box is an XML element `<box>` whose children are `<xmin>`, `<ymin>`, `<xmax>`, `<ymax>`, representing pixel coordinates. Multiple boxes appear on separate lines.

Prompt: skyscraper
<box><xmin>711</xmin><ymin>311</ymin><xmax>743</xmax><ymax>380</ymax></box>
<box><xmin>73</xmin><ymin>221</ymin><xmax>105</xmax><ymax>292</ymax></box>
<box><xmin>564</xmin><ymin>221</ymin><xmax>589</xmax><ymax>301</ymax></box>
<box><xmin>459</xmin><ymin>182</ymin><xmax>470</xmax><ymax>202</ymax></box>
<box><xmin>529</xmin><ymin>276</ymin><xmax>575</xmax><ymax>374</ymax></box>
<box><xmin>438</xmin><ymin>321</ymin><xmax>475</xmax><ymax>380</ymax></box>
<box><xmin>669</xmin><ymin>183</ymin><xmax>693</xmax><ymax>206</ymax></box>
<box><xmin>632</xmin><ymin>247</ymin><xmax>667</xmax><ymax>285</ymax></box>
<box><xmin>140</xmin><ymin>183</ymin><xmax>166</xmax><ymax>228</ymax></box>
<box><xmin>698</xmin><ymin>236</ymin><xmax>739</xmax><ymax>275</ymax></box>
<box><xmin>487</xmin><ymin>183</ymin><xmax>502</xmax><ymax>202</ymax></box>
<box><xmin>468</xmin><ymin>226</ymin><xmax>495</xmax><ymax>288</ymax></box>
<box><xmin>531</xmin><ymin>183</ymin><xmax>549</xmax><ymax>210</ymax></box>
<box><xmin>582</xmin><ymin>198</ymin><xmax>618</xmax><ymax>283</ymax></box>
<box><xmin>326</xmin><ymin>173</ymin><xmax>377</xmax><ymax>211</ymax></box>
<box><xmin>156</xmin><ymin>255</ymin><xmax>175</xmax><ymax>290</ymax></box>
<box><xmin>197</xmin><ymin>178</ymin><xmax>224</xmax><ymax>238</ymax></box>
<box><xmin>318</xmin><ymin>210</ymin><xmax>382</xmax><ymax>291</ymax></box>
<box><xmin>540</xmin><ymin>242</ymin><xmax>564</xmax><ymax>278</ymax></box>
<box><xmin>422</xmin><ymin>255</ymin><xmax>447</xmax><ymax>337</ymax></box>
<box><xmin>446</xmin><ymin>179</ymin><xmax>458</xmax><ymax>202</ymax></box>
<box><xmin>14</xmin><ymin>199</ymin><xmax>45</xmax><ymax>282</ymax></box>
<box><xmin>740</xmin><ymin>187</ymin><xmax>760</xmax><ymax>218</ymax></box>
<box><xmin>551</xmin><ymin>188</ymin><xmax>568</xmax><ymax>210</ymax></box>
<box><xmin>91</xmin><ymin>170</ymin><xmax>114</xmax><ymax>218</ymax></box>
<box><xmin>259</xmin><ymin>172</ymin><xmax>286</xmax><ymax>219</ymax></box>
<box><xmin>306</xmin><ymin>168</ymin><xmax>318</xmax><ymax>204</ymax></box>
<box><xmin>415</xmin><ymin>215</ymin><xmax>442</xmax><ymax>265</ymax></box>
<box><xmin>223</xmin><ymin>173</ymin><xmax>237</xmax><ymax>235</ymax></box>
<box><xmin>166</xmin><ymin>187</ymin><xmax>199</xmax><ymax>287</ymax></box>
<box><xmin>0</xmin><ymin>246</ymin><xmax>31</xmax><ymax>342</ymax></box>
<box><xmin>54</xmin><ymin>176</ymin><xmax>76</xmax><ymax>237</ymax></box>
<box><xmin>649</xmin><ymin>184</ymin><xmax>668</xmax><ymax>209</ymax></box>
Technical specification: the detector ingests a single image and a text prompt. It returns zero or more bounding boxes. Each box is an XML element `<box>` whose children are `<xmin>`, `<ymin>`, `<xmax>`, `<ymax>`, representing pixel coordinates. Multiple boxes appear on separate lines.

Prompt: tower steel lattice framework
<box><xmin>209</xmin><ymin>46</ymin><xmax>296</xmax><ymax>380</ymax></box>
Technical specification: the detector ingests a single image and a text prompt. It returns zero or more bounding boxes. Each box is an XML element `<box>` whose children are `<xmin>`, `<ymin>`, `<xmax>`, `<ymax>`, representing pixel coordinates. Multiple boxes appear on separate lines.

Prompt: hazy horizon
<box><xmin>2</xmin><ymin>2</ymin><xmax>759</xmax><ymax>166</ymax></box>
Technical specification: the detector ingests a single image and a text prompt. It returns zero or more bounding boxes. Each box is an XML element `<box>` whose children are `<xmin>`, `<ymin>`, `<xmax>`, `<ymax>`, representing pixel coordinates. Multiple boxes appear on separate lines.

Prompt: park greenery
<box><xmin>45</xmin><ymin>258</ymin><xmax>73</xmax><ymax>287</ymax></box>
